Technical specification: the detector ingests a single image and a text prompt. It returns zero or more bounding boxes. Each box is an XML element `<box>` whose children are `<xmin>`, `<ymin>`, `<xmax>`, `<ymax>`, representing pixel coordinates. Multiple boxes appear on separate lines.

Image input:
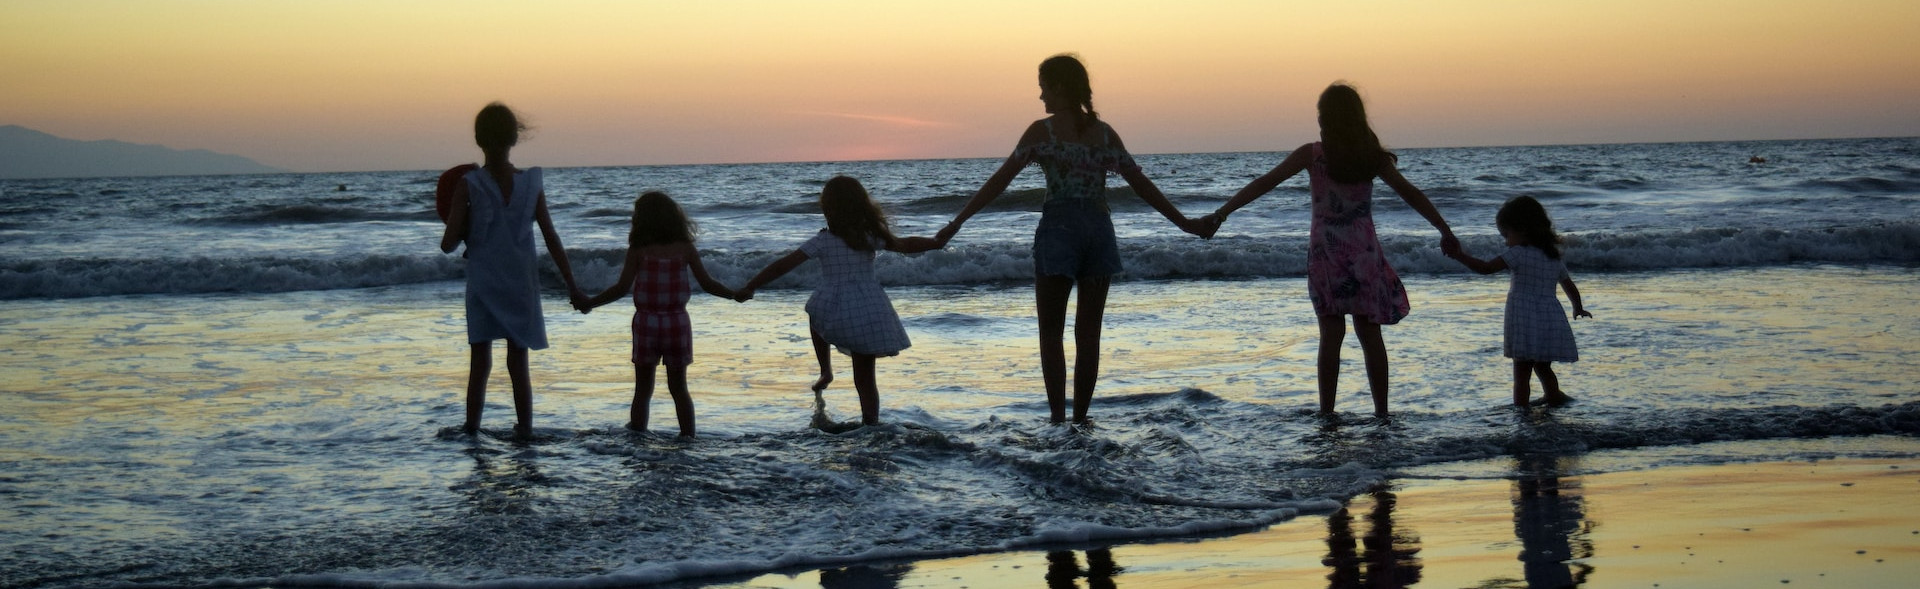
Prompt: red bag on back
<box><xmin>435</xmin><ymin>163</ymin><xmax>479</xmax><ymax>222</ymax></box>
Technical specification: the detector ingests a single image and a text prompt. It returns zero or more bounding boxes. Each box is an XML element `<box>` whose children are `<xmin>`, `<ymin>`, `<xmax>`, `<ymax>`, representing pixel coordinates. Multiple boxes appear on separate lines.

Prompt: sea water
<box><xmin>1</xmin><ymin>138</ymin><xmax>1916</xmax><ymax>586</ymax></box>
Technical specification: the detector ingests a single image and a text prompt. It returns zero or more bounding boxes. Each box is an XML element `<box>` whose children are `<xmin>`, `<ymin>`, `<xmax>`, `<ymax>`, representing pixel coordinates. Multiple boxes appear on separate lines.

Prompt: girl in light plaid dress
<box><xmin>1445</xmin><ymin>196</ymin><xmax>1593</xmax><ymax>408</ymax></box>
<box><xmin>581</xmin><ymin>192</ymin><xmax>737</xmax><ymax>437</ymax></box>
<box><xmin>736</xmin><ymin>176</ymin><xmax>942</xmax><ymax>427</ymax></box>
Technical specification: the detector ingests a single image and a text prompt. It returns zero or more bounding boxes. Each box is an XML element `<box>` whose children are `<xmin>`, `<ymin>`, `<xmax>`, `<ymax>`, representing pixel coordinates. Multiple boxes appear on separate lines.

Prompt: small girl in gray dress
<box><xmin>1445</xmin><ymin>196</ymin><xmax>1592</xmax><ymax>407</ymax></box>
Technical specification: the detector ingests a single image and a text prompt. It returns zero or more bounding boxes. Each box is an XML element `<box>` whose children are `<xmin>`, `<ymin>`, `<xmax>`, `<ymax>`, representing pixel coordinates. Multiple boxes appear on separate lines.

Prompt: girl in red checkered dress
<box><xmin>582</xmin><ymin>192</ymin><xmax>737</xmax><ymax>437</ymax></box>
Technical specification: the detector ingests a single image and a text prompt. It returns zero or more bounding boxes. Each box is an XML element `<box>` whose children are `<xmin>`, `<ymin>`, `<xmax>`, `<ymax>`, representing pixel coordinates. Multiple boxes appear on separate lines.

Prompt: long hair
<box><xmin>819</xmin><ymin>176</ymin><xmax>895</xmax><ymax>251</ymax></box>
<box><xmin>1317</xmin><ymin>84</ymin><xmax>1392</xmax><ymax>184</ymax></box>
<box><xmin>1039</xmin><ymin>54</ymin><xmax>1099</xmax><ymax>134</ymax></box>
<box><xmin>1496</xmin><ymin>195</ymin><xmax>1563</xmax><ymax>259</ymax></box>
<box><xmin>629</xmin><ymin>191</ymin><xmax>696</xmax><ymax>248</ymax></box>
<box><xmin>473</xmin><ymin>102</ymin><xmax>526</xmax><ymax>155</ymax></box>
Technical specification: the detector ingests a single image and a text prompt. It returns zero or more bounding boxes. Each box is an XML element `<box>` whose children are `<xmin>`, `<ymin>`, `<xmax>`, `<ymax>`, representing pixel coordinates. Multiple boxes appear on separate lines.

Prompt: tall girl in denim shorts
<box><xmin>936</xmin><ymin>54</ymin><xmax>1210</xmax><ymax>425</ymax></box>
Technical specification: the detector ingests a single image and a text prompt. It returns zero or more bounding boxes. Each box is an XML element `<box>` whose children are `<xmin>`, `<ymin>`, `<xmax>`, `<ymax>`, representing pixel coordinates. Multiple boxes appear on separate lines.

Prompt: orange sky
<box><xmin>3</xmin><ymin>0</ymin><xmax>1916</xmax><ymax>172</ymax></box>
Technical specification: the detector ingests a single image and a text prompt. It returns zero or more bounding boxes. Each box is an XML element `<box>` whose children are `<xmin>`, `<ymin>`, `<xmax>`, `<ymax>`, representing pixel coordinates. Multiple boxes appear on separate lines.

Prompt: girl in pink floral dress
<box><xmin>1205</xmin><ymin>84</ymin><xmax>1459</xmax><ymax>418</ymax></box>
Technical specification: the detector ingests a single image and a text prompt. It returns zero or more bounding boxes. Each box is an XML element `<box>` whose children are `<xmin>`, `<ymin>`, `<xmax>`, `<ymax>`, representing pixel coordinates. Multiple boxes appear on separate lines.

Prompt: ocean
<box><xmin>2</xmin><ymin>137</ymin><xmax>1917</xmax><ymax>587</ymax></box>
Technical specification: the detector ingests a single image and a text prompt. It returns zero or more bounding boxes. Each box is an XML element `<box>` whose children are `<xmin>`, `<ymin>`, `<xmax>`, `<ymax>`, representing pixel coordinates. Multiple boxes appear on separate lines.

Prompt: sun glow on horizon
<box><xmin>2</xmin><ymin>0</ymin><xmax>1915</xmax><ymax>172</ymax></box>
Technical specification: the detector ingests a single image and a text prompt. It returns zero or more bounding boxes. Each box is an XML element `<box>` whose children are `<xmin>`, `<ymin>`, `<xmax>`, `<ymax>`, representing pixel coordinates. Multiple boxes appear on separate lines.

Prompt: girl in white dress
<box><xmin>439</xmin><ymin>103</ymin><xmax>587</xmax><ymax>438</ymax></box>
<box><xmin>1445</xmin><ymin>196</ymin><xmax>1593</xmax><ymax>407</ymax></box>
<box><xmin>736</xmin><ymin>176</ymin><xmax>941</xmax><ymax>426</ymax></box>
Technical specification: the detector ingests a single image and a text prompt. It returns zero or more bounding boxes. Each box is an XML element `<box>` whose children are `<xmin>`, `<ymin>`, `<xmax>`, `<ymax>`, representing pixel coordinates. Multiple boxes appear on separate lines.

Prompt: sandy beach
<box><xmin>702</xmin><ymin>451</ymin><xmax>1920</xmax><ymax>588</ymax></box>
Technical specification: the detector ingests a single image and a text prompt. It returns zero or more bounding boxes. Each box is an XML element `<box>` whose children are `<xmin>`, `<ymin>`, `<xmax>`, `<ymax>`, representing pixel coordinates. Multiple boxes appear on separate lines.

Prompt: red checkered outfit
<box><xmin>631</xmin><ymin>257</ymin><xmax>694</xmax><ymax>367</ymax></box>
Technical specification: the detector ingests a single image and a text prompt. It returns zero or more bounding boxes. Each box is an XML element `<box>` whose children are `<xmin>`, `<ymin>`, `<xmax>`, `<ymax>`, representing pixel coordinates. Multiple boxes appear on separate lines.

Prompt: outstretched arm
<box><xmin>1560</xmin><ymin>275</ymin><xmax>1592</xmax><ymax>318</ymax></box>
<box><xmin>1379</xmin><ymin>163</ymin><xmax>1458</xmax><ymax>251</ymax></box>
<box><xmin>533</xmin><ymin>193</ymin><xmax>586</xmax><ymax>309</ymax></box>
<box><xmin>682</xmin><ymin>243</ymin><xmax>737</xmax><ymax>300</ymax></box>
<box><xmin>937</xmin><ymin>122</ymin><xmax>1045</xmax><ymax>246</ymax></box>
<box><xmin>735</xmin><ymin>249</ymin><xmax>810</xmax><ymax>302</ymax></box>
<box><xmin>1207</xmin><ymin>146</ymin><xmax>1312</xmax><ymax>231</ymax></box>
<box><xmin>581</xmin><ymin>249</ymin><xmax>642</xmax><ymax>312</ymax></box>
<box><xmin>888</xmin><ymin>236</ymin><xmax>943</xmax><ymax>254</ymax></box>
<box><xmin>440</xmin><ymin>183</ymin><xmax>470</xmax><ymax>253</ymax></box>
<box><xmin>1448</xmin><ymin>246</ymin><xmax>1508</xmax><ymax>275</ymax></box>
<box><xmin>1107</xmin><ymin>129</ymin><xmax>1203</xmax><ymax>236</ymax></box>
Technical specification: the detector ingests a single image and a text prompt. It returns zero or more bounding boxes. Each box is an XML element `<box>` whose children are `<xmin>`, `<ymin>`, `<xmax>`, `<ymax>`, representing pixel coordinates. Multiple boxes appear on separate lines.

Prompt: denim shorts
<box><xmin>1032</xmin><ymin>198</ymin><xmax>1122</xmax><ymax>278</ymax></box>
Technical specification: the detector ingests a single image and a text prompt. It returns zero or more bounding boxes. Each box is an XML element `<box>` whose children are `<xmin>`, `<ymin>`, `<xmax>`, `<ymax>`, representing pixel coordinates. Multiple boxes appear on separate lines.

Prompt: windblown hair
<box><xmin>1316</xmin><ymin>83</ymin><xmax>1393</xmax><ymax>184</ymax></box>
<box><xmin>1039</xmin><ymin>54</ymin><xmax>1099</xmax><ymax>134</ymax></box>
<box><xmin>819</xmin><ymin>176</ymin><xmax>895</xmax><ymax>252</ymax></box>
<box><xmin>1496</xmin><ymin>195</ymin><xmax>1563</xmax><ymax>259</ymax></box>
<box><xmin>629</xmin><ymin>191</ymin><xmax>696</xmax><ymax>248</ymax></box>
<box><xmin>473</xmin><ymin>102</ymin><xmax>527</xmax><ymax>153</ymax></box>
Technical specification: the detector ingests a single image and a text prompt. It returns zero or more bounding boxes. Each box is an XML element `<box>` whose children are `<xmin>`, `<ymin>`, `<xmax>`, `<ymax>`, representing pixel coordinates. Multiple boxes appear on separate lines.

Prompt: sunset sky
<box><xmin>4</xmin><ymin>0</ymin><xmax>1916</xmax><ymax>172</ymax></box>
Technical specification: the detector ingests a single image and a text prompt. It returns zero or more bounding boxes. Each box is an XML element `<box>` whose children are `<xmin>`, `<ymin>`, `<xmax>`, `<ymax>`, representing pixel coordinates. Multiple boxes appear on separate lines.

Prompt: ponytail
<box><xmin>1039</xmin><ymin>54</ymin><xmax>1098</xmax><ymax>133</ymax></box>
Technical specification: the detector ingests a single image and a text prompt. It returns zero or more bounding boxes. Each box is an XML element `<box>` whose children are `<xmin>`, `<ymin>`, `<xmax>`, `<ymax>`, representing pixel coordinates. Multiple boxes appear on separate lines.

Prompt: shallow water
<box><xmin>2</xmin><ymin>265</ymin><xmax>1916</xmax><ymax>587</ymax></box>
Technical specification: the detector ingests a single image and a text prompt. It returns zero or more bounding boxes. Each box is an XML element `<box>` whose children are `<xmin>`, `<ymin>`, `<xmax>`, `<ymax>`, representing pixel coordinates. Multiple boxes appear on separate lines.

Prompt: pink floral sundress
<box><xmin>1305</xmin><ymin>142</ymin><xmax>1409</xmax><ymax>325</ymax></box>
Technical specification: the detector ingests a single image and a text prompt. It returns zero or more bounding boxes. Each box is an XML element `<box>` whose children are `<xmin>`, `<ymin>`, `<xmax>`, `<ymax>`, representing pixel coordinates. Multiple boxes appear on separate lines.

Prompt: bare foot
<box><xmin>1540</xmin><ymin>392</ymin><xmax>1575</xmax><ymax>406</ymax></box>
<box><xmin>623</xmin><ymin>421</ymin><xmax>645</xmax><ymax>433</ymax></box>
<box><xmin>811</xmin><ymin>373</ymin><xmax>833</xmax><ymax>392</ymax></box>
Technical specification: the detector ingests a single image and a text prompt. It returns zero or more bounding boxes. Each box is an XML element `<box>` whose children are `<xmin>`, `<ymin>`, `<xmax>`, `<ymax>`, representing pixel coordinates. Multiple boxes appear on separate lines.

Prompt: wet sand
<box><xmin>703</xmin><ymin>456</ymin><xmax>1920</xmax><ymax>588</ymax></box>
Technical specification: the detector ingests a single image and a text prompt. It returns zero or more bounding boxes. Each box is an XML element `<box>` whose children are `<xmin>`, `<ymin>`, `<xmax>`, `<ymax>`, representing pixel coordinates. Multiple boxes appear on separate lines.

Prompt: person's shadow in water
<box><xmin>452</xmin><ymin>448</ymin><xmax>547</xmax><ymax>515</ymax></box>
<box><xmin>1324</xmin><ymin>487</ymin><xmax>1423</xmax><ymax>588</ymax></box>
<box><xmin>818</xmin><ymin>563</ymin><xmax>913</xmax><ymax>589</ymax></box>
<box><xmin>1046</xmin><ymin>548</ymin><xmax>1121</xmax><ymax>589</ymax></box>
<box><xmin>1509</xmin><ymin>452</ymin><xmax>1595</xmax><ymax>588</ymax></box>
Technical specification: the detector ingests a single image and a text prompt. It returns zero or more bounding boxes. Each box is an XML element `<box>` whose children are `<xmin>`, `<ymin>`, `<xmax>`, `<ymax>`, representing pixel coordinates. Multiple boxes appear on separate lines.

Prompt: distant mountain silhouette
<box><xmin>0</xmin><ymin>125</ymin><xmax>282</xmax><ymax>179</ymax></box>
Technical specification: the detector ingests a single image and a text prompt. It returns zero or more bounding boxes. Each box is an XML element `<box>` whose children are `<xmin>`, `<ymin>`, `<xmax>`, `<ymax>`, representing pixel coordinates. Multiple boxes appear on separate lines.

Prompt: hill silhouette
<box><xmin>0</xmin><ymin>125</ymin><xmax>282</xmax><ymax>179</ymax></box>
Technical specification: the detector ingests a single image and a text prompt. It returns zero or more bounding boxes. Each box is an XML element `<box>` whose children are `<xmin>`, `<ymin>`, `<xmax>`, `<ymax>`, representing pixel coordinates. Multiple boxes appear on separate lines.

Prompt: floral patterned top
<box><xmin>1012</xmin><ymin>118</ymin><xmax>1142</xmax><ymax>205</ymax></box>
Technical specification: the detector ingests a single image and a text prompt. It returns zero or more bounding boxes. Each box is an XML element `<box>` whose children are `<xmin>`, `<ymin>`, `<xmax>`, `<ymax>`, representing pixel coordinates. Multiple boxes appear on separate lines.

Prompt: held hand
<box><xmin>1440</xmin><ymin>234</ymin><xmax>1461</xmax><ymax>257</ymax></box>
<box><xmin>934</xmin><ymin>222</ymin><xmax>960</xmax><ymax>248</ymax></box>
<box><xmin>1196</xmin><ymin>214</ymin><xmax>1222</xmax><ymax>239</ymax></box>
<box><xmin>570</xmin><ymin>290</ymin><xmax>592</xmax><ymax>314</ymax></box>
<box><xmin>733</xmin><ymin>288</ymin><xmax>754</xmax><ymax>303</ymax></box>
<box><xmin>1573</xmin><ymin>308</ymin><xmax>1593</xmax><ymax>319</ymax></box>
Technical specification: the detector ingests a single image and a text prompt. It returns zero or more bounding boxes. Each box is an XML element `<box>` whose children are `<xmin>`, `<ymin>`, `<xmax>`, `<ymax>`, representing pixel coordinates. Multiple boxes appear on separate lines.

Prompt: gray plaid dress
<box><xmin>801</xmin><ymin>231</ymin><xmax>911</xmax><ymax>357</ymax></box>
<box><xmin>1500</xmin><ymin>245</ymin><xmax>1578</xmax><ymax>362</ymax></box>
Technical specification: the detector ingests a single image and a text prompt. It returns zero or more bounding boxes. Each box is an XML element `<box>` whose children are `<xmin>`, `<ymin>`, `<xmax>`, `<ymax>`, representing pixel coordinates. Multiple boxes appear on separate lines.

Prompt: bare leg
<box><xmin>1035</xmin><ymin>274</ymin><xmax>1074</xmax><ymax>424</ymax></box>
<box><xmin>810</xmin><ymin>330</ymin><xmax>834</xmax><ymax>392</ymax></box>
<box><xmin>665</xmin><ymin>363</ymin><xmax>696</xmax><ymax>437</ymax></box>
<box><xmin>1535</xmin><ymin>362</ymin><xmax>1572</xmax><ymax>405</ymax></box>
<box><xmin>1352</xmin><ymin>317</ymin><xmax>1390</xmax><ymax>418</ymax></box>
<box><xmin>1071</xmin><ymin>274</ymin><xmax>1111</xmax><ymax>424</ymax></box>
<box><xmin>851</xmin><ymin>353</ymin><xmax>880</xmax><ymax>425</ymax></box>
<box><xmin>506</xmin><ymin>343</ymin><xmax>533</xmax><ymax>438</ymax></box>
<box><xmin>464</xmin><ymin>342</ymin><xmax>491</xmax><ymax>433</ymax></box>
<box><xmin>1513</xmin><ymin>360</ymin><xmax>1535</xmax><ymax>407</ymax></box>
<box><xmin>629</xmin><ymin>361</ymin><xmax>656</xmax><ymax>432</ymax></box>
<box><xmin>1316</xmin><ymin>315</ymin><xmax>1347</xmax><ymax>414</ymax></box>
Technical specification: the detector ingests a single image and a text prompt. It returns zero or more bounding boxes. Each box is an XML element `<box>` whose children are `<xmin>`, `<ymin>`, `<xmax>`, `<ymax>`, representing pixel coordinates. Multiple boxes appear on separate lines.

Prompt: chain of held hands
<box><xmin>554</xmin><ymin>210</ymin><xmax>1473</xmax><ymax>315</ymax></box>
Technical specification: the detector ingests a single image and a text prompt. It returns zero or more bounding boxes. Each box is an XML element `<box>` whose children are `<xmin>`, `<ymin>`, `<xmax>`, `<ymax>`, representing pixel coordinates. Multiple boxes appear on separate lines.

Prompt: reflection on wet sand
<box><xmin>1046</xmin><ymin>549</ymin><xmax>1121</xmax><ymax>589</ymax></box>
<box><xmin>454</xmin><ymin>447</ymin><xmax>546</xmax><ymax>515</ymax></box>
<box><xmin>818</xmin><ymin>563</ymin><xmax>913</xmax><ymax>589</ymax></box>
<box><xmin>1510</xmin><ymin>453</ymin><xmax>1594</xmax><ymax>588</ymax></box>
<box><xmin>1324</xmin><ymin>487</ymin><xmax>1423</xmax><ymax>588</ymax></box>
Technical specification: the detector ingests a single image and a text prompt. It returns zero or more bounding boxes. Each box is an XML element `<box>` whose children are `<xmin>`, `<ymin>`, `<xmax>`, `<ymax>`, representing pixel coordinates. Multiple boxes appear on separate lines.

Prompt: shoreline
<box><xmin>692</xmin><ymin>453</ymin><xmax>1920</xmax><ymax>589</ymax></box>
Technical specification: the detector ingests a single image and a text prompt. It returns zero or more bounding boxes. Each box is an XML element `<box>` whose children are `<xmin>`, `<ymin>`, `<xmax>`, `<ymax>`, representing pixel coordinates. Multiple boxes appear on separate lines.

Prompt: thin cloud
<box><xmin>792</xmin><ymin>111</ymin><xmax>958</xmax><ymax>128</ymax></box>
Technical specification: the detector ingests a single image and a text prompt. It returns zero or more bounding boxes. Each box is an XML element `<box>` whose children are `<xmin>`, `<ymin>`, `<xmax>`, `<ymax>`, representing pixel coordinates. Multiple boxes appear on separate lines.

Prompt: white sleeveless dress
<box><xmin>462</xmin><ymin>167</ymin><xmax>548</xmax><ymax>349</ymax></box>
